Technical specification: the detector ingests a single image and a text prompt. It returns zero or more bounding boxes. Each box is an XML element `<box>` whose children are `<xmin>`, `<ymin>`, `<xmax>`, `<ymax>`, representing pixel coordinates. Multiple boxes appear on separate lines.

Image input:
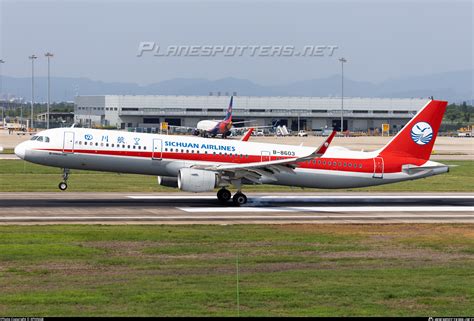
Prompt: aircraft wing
<box><xmin>168</xmin><ymin>125</ymin><xmax>196</xmax><ymax>131</ymax></box>
<box><xmin>232</xmin><ymin>120</ymin><xmax>257</xmax><ymax>125</ymax></box>
<box><xmin>235</xmin><ymin>125</ymin><xmax>274</xmax><ymax>131</ymax></box>
<box><xmin>192</xmin><ymin>131</ymin><xmax>336</xmax><ymax>182</ymax></box>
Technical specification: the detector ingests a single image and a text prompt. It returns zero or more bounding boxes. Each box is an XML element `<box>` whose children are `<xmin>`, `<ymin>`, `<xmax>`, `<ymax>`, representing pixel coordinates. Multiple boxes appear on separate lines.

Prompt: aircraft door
<box><xmin>261</xmin><ymin>150</ymin><xmax>271</xmax><ymax>162</ymax></box>
<box><xmin>63</xmin><ymin>131</ymin><xmax>75</xmax><ymax>153</ymax></box>
<box><xmin>152</xmin><ymin>139</ymin><xmax>162</xmax><ymax>160</ymax></box>
<box><xmin>373</xmin><ymin>157</ymin><xmax>384</xmax><ymax>178</ymax></box>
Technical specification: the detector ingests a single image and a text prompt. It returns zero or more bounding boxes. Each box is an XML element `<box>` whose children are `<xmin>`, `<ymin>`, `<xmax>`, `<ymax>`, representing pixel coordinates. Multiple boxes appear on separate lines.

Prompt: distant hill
<box><xmin>1</xmin><ymin>69</ymin><xmax>472</xmax><ymax>103</ymax></box>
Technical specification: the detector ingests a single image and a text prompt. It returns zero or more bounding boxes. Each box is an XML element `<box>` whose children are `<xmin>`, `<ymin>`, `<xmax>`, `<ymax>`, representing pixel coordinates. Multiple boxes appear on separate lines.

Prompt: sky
<box><xmin>0</xmin><ymin>0</ymin><xmax>472</xmax><ymax>85</ymax></box>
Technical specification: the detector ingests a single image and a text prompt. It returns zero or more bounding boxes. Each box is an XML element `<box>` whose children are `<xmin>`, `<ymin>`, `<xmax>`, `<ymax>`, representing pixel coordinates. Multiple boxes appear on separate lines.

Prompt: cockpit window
<box><xmin>30</xmin><ymin>136</ymin><xmax>50</xmax><ymax>142</ymax></box>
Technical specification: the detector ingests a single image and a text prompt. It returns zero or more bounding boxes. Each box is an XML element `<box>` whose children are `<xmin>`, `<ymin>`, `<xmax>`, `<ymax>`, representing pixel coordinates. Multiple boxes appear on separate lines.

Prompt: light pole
<box><xmin>0</xmin><ymin>59</ymin><xmax>4</xmax><ymax>125</ymax></box>
<box><xmin>29</xmin><ymin>55</ymin><xmax>37</xmax><ymax>130</ymax></box>
<box><xmin>339</xmin><ymin>57</ymin><xmax>347</xmax><ymax>135</ymax></box>
<box><xmin>45</xmin><ymin>52</ymin><xmax>54</xmax><ymax>129</ymax></box>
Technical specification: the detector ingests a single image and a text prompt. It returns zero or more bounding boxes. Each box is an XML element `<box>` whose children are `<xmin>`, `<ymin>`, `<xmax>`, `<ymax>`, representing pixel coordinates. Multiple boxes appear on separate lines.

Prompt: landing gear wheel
<box><xmin>59</xmin><ymin>168</ymin><xmax>70</xmax><ymax>191</ymax></box>
<box><xmin>217</xmin><ymin>188</ymin><xmax>232</xmax><ymax>203</ymax></box>
<box><xmin>232</xmin><ymin>192</ymin><xmax>247</xmax><ymax>206</ymax></box>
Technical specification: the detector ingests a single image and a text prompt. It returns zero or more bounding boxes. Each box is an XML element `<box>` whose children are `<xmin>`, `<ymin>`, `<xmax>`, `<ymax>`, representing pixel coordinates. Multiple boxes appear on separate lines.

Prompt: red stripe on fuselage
<box><xmin>36</xmin><ymin>148</ymin><xmax>414</xmax><ymax>174</ymax></box>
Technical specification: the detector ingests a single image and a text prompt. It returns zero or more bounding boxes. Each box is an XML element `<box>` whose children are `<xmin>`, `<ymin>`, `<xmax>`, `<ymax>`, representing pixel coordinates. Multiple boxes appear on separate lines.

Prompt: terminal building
<box><xmin>74</xmin><ymin>95</ymin><xmax>429</xmax><ymax>133</ymax></box>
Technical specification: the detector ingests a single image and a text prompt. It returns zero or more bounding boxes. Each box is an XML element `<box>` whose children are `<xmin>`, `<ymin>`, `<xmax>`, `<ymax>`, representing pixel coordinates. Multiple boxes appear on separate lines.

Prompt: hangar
<box><xmin>74</xmin><ymin>95</ymin><xmax>429</xmax><ymax>133</ymax></box>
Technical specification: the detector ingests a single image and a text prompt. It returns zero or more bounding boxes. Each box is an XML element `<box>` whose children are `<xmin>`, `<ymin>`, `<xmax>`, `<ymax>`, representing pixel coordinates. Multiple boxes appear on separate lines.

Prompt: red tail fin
<box><xmin>379</xmin><ymin>100</ymin><xmax>447</xmax><ymax>161</ymax></box>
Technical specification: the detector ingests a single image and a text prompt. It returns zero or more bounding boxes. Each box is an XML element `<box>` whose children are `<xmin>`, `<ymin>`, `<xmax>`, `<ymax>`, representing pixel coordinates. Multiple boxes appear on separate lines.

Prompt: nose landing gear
<box><xmin>58</xmin><ymin>168</ymin><xmax>70</xmax><ymax>191</ymax></box>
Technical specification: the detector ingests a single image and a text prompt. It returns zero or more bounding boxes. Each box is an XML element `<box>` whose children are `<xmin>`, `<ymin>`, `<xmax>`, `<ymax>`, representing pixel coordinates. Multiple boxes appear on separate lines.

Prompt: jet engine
<box><xmin>157</xmin><ymin>176</ymin><xmax>178</xmax><ymax>188</ymax></box>
<box><xmin>177</xmin><ymin>168</ymin><xmax>217</xmax><ymax>192</ymax></box>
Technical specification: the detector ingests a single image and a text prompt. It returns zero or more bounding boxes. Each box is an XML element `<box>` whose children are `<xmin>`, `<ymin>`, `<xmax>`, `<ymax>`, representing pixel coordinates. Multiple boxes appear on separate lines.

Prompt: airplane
<box><xmin>14</xmin><ymin>99</ymin><xmax>449</xmax><ymax>206</ymax></box>
<box><xmin>171</xmin><ymin>96</ymin><xmax>261</xmax><ymax>138</ymax></box>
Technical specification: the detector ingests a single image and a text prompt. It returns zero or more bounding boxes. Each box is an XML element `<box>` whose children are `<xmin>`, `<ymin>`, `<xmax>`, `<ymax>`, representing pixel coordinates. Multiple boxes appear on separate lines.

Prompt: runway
<box><xmin>0</xmin><ymin>192</ymin><xmax>472</xmax><ymax>224</ymax></box>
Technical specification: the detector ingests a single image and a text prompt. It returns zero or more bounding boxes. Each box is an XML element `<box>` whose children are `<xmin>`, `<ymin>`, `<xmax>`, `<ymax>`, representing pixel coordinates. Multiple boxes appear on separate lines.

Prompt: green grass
<box><xmin>0</xmin><ymin>159</ymin><xmax>472</xmax><ymax>192</ymax></box>
<box><xmin>0</xmin><ymin>224</ymin><xmax>472</xmax><ymax>316</ymax></box>
<box><xmin>0</xmin><ymin>148</ymin><xmax>14</xmax><ymax>154</ymax></box>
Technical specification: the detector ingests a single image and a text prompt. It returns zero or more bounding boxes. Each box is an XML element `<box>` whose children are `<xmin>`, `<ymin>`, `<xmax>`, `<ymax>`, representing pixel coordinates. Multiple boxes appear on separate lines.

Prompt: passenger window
<box><xmin>144</xmin><ymin>146</ymin><xmax>146</xmax><ymax>150</ymax></box>
<box><xmin>127</xmin><ymin>145</ymin><xmax>130</xmax><ymax>149</ymax></box>
<box><xmin>133</xmin><ymin>145</ymin><xmax>136</xmax><ymax>149</ymax></box>
<box><xmin>95</xmin><ymin>142</ymin><xmax>98</xmax><ymax>146</ymax></box>
<box><xmin>359</xmin><ymin>164</ymin><xmax>363</xmax><ymax>168</ymax></box>
<box><xmin>348</xmin><ymin>163</ymin><xmax>352</xmax><ymax>167</ymax></box>
<box><xmin>138</xmin><ymin>146</ymin><xmax>141</xmax><ymax>150</ymax></box>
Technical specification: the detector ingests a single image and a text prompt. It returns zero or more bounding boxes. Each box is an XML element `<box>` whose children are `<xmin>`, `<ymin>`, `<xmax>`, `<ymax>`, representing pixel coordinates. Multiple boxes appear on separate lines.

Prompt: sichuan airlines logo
<box><xmin>410</xmin><ymin>122</ymin><xmax>433</xmax><ymax>145</ymax></box>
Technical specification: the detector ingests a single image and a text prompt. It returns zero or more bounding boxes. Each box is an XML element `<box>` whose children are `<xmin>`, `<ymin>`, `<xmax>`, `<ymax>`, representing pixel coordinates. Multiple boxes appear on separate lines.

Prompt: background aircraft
<box><xmin>171</xmin><ymin>96</ymin><xmax>262</xmax><ymax>138</ymax></box>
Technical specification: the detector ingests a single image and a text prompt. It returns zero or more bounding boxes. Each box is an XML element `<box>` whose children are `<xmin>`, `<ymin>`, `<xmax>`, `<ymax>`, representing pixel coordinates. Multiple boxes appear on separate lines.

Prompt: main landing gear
<box><xmin>217</xmin><ymin>188</ymin><xmax>248</xmax><ymax>206</ymax></box>
<box><xmin>58</xmin><ymin>168</ymin><xmax>70</xmax><ymax>191</ymax></box>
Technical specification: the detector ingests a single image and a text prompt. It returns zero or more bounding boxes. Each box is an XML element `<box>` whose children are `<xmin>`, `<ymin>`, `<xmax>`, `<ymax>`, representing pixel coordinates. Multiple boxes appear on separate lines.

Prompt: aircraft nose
<box><xmin>14</xmin><ymin>142</ymin><xmax>26</xmax><ymax>160</ymax></box>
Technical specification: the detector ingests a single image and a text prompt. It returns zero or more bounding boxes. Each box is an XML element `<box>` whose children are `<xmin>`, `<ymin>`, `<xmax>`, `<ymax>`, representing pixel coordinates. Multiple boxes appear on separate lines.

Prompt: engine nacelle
<box><xmin>157</xmin><ymin>176</ymin><xmax>178</xmax><ymax>188</ymax></box>
<box><xmin>178</xmin><ymin>168</ymin><xmax>217</xmax><ymax>192</ymax></box>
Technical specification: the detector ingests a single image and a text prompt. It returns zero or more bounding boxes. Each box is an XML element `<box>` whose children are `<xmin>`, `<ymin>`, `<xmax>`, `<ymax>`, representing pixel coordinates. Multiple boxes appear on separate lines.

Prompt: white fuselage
<box><xmin>197</xmin><ymin>120</ymin><xmax>219</xmax><ymax>131</ymax></box>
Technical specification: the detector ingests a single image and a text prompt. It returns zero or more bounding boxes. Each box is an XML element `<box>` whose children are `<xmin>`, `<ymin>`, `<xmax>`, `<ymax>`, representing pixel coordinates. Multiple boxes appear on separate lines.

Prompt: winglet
<box><xmin>241</xmin><ymin>128</ymin><xmax>254</xmax><ymax>141</ymax></box>
<box><xmin>296</xmin><ymin>130</ymin><xmax>336</xmax><ymax>161</ymax></box>
<box><xmin>315</xmin><ymin>130</ymin><xmax>336</xmax><ymax>155</ymax></box>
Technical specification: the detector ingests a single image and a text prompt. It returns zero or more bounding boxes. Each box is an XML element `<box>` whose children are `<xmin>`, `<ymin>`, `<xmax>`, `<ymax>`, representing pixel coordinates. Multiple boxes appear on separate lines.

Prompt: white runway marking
<box><xmin>258</xmin><ymin>195</ymin><xmax>474</xmax><ymax>200</ymax></box>
<box><xmin>129</xmin><ymin>195</ymin><xmax>216</xmax><ymax>199</ymax></box>
<box><xmin>178</xmin><ymin>206</ymin><xmax>474</xmax><ymax>213</ymax></box>
<box><xmin>128</xmin><ymin>195</ymin><xmax>474</xmax><ymax>200</ymax></box>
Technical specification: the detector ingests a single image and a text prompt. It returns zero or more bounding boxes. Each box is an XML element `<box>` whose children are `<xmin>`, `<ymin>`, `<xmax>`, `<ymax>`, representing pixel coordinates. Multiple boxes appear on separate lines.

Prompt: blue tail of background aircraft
<box><xmin>223</xmin><ymin>96</ymin><xmax>233</xmax><ymax>121</ymax></box>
